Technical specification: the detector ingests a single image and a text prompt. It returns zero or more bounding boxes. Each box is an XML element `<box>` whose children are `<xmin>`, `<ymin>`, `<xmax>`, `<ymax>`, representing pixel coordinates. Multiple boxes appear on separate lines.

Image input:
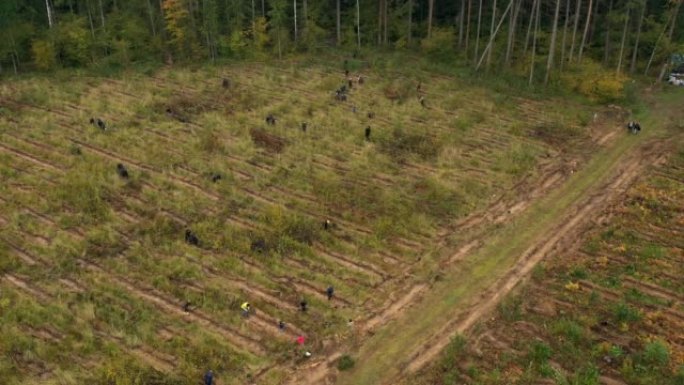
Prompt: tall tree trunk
<box><xmin>277</xmin><ymin>27</ymin><xmax>282</xmax><ymax>59</ymax></box>
<box><xmin>657</xmin><ymin>0</ymin><xmax>682</xmax><ymax>80</ymax></box>
<box><xmin>294</xmin><ymin>0</ymin><xmax>298</xmax><ymax>42</ymax></box>
<box><xmin>9</xmin><ymin>32</ymin><xmax>19</xmax><ymax>74</ymax></box>
<box><xmin>251</xmin><ymin>0</ymin><xmax>255</xmax><ymax>31</ymax></box>
<box><xmin>303</xmin><ymin>0</ymin><xmax>307</xmax><ymax>37</ymax></box>
<box><xmin>545</xmin><ymin>0</ymin><xmax>562</xmax><ymax>84</ymax></box>
<box><xmin>378</xmin><ymin>0</ymin><xmax>383</xmax><ymax>44</ymax></box>
<box><xmin>588</xmin><ymin>0</ymin><xmax>599</xmax><ymax>44</ymax></box>
<box><xmin>466</xmin><ymin>0</ymin><xmax>472</xmax><ymax>54</ymax></box>
<box><xmin>262</xmin><ymin>0</ymin><xmax>265</xmax><ymax>16</ymax></box>
<box><xmin>409</xmin><ymin>0</ymin><xmax>414</xmax><ymax>44</ymax></box>
<box><xmin>45</xmin><ymin>0</ymin><xmax>54</xmax><ymax>28</ymax></box>
<box><xmin>667</xmin><ymin>0</ymin><xmax>681</xmax><ymax>38</ymax></box>
<box><xmin>428</xmin><ymin>0</ymin><xmax>435</xmax><ymax>38</ymax></box>
<box><xmin>87</xmin><ymin>2</ymin><xmax>96</xmax><ymax>38</ymax></box>
<box><xmin>384</xmin><ymin>0</ymin><xmax>388</xmax><ymax>44</ymax></box>
<box><xmin>474</xmin><ymin>0</ymin><xmax>483</xmax><ymax>64</ymax></box>
<box><xmin>505</xmin><ymin>0</ymin><xmax>520</xmax><ymax>65</ymax></box>
<box><xmin>603</xmin><ymin>0</ymin><xmax>613</xmax><ymax>65</ymax></box>
<box><xmin>560</xmin><ymin>0</ymin><xmax>570</xmax><ymax>70</ymax></box>
<box><xmin>569</xmin><ymin>0</ymin><xmax>581</xmax><ymax>63</ymax></box>
<box><xmin>644</xmin><ymin>11</ymin><xmax>673</xmax><ymax>75</ymax></box>
<box><xmin>529</xmin><ymin>0</ymin><xmax>540</xmax><ymax>85</ymax></box>
<box><xmin>523</xmin><ymin>0</ymin><xmax>539</xmax><ymax>56</ymax></box>
<box><xmin>476</xmin><ymin>0</ymin><xmax>514</xmax><ymax>70</ymax></box>
<box><xmin>577</xmin><ymin>0</ymin><xmax>593</xmax><ymax>62</ymax></box>
<box><xmin>12</xmin><ymin>53</ymin><xmax>19</xmax><ymax>75</ymax></box>
<box><xmin>486</xmin><ymin>0</ymin><xmax>497</xmax><ymax>68</ymax></box>
<box><xmin>458</xmin><ymin>0</ymin><xmax>465</xmax><ymax>48</ymax></box>
<box><xmin>630</xmin><ymin>0</ymin><xmax>645</xmax><ymax>73</ymax></box>
<box><xmin>98</xmin><ymin>0</ymin><xmax>105</xmax><ymax>27</ymax></box>
<box><xmin>336</xmin><ymin>0</ymin><xmax>341</xmax><ymax>45</ymax></box>
<box><xmin>357</xmin><ymin>0</ymin><xmax>361</xmax><ymax>48</ymax></box>
<box><xmin>616</xmin><ymin>7</ymin><xmax>630</xmax><ymax>75</ymax></box>
<box><xmin>146</xmin><ymin>0</ymin><xmax>157</xmax><ymax>37</ymax></box>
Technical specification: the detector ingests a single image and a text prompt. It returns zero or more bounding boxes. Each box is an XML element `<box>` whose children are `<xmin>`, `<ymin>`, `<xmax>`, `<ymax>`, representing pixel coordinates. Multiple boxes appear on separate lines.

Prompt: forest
<box><xmin>0</xmin><ymin>0</ymin><xmax>682</xmax><ymax>86</ymax></box>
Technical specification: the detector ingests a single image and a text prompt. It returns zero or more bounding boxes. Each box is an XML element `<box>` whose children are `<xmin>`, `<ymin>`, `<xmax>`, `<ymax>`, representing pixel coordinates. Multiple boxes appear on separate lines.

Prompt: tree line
<box><xmin>0</xmin><ymin>0</ymin><xmax>681</xmax><ymax>83</ymax></box>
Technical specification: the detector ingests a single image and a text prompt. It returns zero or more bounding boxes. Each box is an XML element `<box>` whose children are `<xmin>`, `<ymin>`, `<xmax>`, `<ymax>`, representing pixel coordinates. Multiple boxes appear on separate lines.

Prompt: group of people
<box><xmin>627</xmin><ymin>121</ymin><xmax>642</xmax><ymax>134</ymax></box>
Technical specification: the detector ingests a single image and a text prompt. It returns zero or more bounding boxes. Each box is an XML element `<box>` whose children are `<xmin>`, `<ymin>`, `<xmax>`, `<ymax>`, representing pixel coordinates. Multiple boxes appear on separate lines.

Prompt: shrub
<box><xmin>640</xmin><ymin>340</ymin><xmax>669</xmax><ymax>369</ymax></box>
<box><xmin>54</xmin><ymin>16</ymin><xmax>91</xmax><ymax>67</ymax></box>
<box><xmin>498</xmin><ymin>295</ymin><xmax>523</xmax><ymax>322</ymax></box>
<box><xmin>382</xmin><ymin>79</ymin><xmax>415</xmax><ymax>103</ymax></box>
<box><xmin>440</xmin><ymin>335</ymin><xmax>467</xmax><ymax>371</ymax></box>
<box><xmin>421</xmin><ymin>28</ymin><xmax>455</xmax><ymax>59</ymax></box>
<box><xmin>560</xmin><ymin>59</ymin><xmax>628</xmax><ymax>102</ymax></box>
<box><xmin>412</xmin><ymin>178</ymin><xmax>465</xmax><ymax>218</ymax></box>
<box><xmin>378</xmin><ymin>127</ymin><xmax>442</xmax><ymax>161</ymax></box>
<box><xmin>570</xmin><ymin>365</ymin><xmax>600</xmax><ymax>385</ymax></box>
<box><xmin>337</xmin><ymin>355</ymin><xmax>355</xmax><ymax>371</ymax></box>
<box><xmin>612</xmin><ymin>302</ymin><xmax>642</xmax><ymax>324</ymax></box>
<box><xmin>31</xmin><ymin>39</ymin><xmax>56</xmax><ymax>71</ymax></box>
<box><xmin>551</xmin><ymin>319</ymin><xmax>585</xmax><ymax>345</ymax></box>
<box><xmin>528</xmin><ymin>341</ymin><xmax>552</xmax><ymax>365</ymax></box>
<box><xmin>249</xmin><ymin>127</ymin><xmax>287</xmax><ymax>153</ymax></box>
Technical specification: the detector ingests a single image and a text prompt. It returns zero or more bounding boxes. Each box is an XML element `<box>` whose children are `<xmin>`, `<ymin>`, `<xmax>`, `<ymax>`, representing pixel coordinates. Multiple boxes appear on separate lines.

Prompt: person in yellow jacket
<box><xmin>241</xmin><ymin>302</ymin><xmax>251</xmax><ymax>317</ymax></box>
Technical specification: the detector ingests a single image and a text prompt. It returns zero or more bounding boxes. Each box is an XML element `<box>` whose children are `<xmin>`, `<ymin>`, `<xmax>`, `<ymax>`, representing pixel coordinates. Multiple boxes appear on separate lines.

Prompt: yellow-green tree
<box><xmin>162</xmin><ymin>0</ymin><xmax>195</xmax><ymax>58</ymax></box>
<box><xmin>31</xmin><ymin>39</ymin><xmax>56</xmax><ymax>70</ymax></box>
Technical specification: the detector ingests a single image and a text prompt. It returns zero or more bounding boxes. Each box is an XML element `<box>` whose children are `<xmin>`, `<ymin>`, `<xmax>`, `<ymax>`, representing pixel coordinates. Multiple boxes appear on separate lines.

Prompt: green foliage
<box><xmin>31</xmin><ymin>39</ymin><xmax>56</xmax><ymax>71</ymax></box>
<box><xmin>528</xmin><ymin>341</ymin><xmax>552</xmax><ymax>365</ymax></box>
<box><xmin>494</xmin><ymin>143</ymin><xmax>537</xmax><ymax>176</ymax></box>
<box><xmin>54</xmin><ymin>16</ymin><xmax>91</xmax><ymax>67</ymax></box>
<box><xmin>498</xmin><ymin>295</ymin><xmax>523</xmax><ymax>322</ymax></box>
<box><xmin>377</xmin><ymin>127</ymin><xmax>442</xmax><ymax>161</ymax></box>
<box><xmin>551</xmin><ymin>319</ymin><xmax>585</xmax><ymax>345</ymax></box>
<box><xmin>253</xmin><ymin>17</ymin><xmax>270</xmax><ymax>51</ymax></box>
<box><xmin>411</xmin><ymin>178</ymin><xmax>465</xmax><ymax>218</ymax></box>
<box><xmin>439</xmin><ymin>335</ymin><xmax>467</xmax><ymax>371</ymax></box>
<box><xmin>163</xmin><ymin>0</ymin><xmax>198</xmax><ymax>58</ymax></box>
<box><xmin>51</xmin><ymin>164</ymin><xmax>112</xmax><ymax>223</ymax></box>
<box><xmin>612</xmin><ymin>302</ymin><xmax>642</xmax><ymax>324</ymax></box>
<box><xmin>640</xmin><ymin>340</ymin><xmax>669</xmax><ymax>369</ymax></box>
<box><xmin>420</xmin><ymin>28</ymin><xmax>455</xmax><ymax>59</ymax></box>
<box><xmin>224</xmin><ymin>30</ymin><xmax>249</xmax><ymax>57</ymax></box>
<box><xmin>561</xmin><ymin>60</ymin><xmax>628</xmax><ymax>102</ymax></box>
<box><xmin>337</xmin><ymin>355</ymin><xmax>356</xmax><ymax>371</ymax></box>
<box><xmin>569</xmin><ymin>365</ymin><xmax>600</xmax><ymax>385</ymax></box>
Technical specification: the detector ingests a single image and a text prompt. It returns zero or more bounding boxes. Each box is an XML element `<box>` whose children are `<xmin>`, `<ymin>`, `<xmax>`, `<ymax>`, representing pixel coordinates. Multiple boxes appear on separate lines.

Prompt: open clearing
<box><xmin>1</xmin><ymin>57</ymin><xmax>679</xmax><ymax>385</ymax></box>
<box><xmin>407</xmin><ymin>91</ymin><xmax>684</xmax><ymax>385</ymax></box>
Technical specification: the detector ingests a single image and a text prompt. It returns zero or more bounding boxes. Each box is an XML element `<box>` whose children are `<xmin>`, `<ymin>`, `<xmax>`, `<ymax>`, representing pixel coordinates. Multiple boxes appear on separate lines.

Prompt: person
<box><xmin>300</xmin><ymin>299</ymin><xmax>308</xmax><ymax>312</ymax></box>
<box><xmin>278</xmin><ymin>320</ymin><xmax>286</xmax><ymax>331</ymax></box>
<box><xmin>326</xmin><ymin>286</ymin><xmax>334</xmax><ymax>301</ymax></box>
<box><xmin>204</xmin><ymin>369</ymin><xmax>214</xmax><ymax>385</ymax></box>
<box><xmin>241</xmin><ymin>302</ymin><xmax>251</xmax><ymax>317</ymax></box>
<box><xmin>296</xmin><ymin>335</ymin><xmax>306</xmax><ymax>345</ymax></box>
<box><xmin>182</xmin><ymin>301</ymin><xmax>191</xmax><ymax>313</ymax></box>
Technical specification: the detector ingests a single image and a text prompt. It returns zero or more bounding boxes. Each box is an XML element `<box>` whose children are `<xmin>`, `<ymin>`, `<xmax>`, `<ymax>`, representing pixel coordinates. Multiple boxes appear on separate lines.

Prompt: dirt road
<box><xmin>283</xmin><ymin>91</ymin><xmax>683</xmax><ymax>385</ymax></box>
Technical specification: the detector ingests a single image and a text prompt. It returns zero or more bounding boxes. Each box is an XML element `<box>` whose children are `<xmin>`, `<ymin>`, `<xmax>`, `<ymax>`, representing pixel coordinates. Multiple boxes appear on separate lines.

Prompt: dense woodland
<box><xmin>0</xmin><ymin>0</ymin><xmax>682</xmax><ymax>84</ymax></box>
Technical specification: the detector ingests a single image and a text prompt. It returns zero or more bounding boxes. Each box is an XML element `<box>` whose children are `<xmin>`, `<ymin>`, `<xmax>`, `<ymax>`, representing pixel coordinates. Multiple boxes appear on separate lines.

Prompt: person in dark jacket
<box><xmin>204</xmin><ymin>369</ymin><xmax>214</xmax><ymax>385</ymax></box>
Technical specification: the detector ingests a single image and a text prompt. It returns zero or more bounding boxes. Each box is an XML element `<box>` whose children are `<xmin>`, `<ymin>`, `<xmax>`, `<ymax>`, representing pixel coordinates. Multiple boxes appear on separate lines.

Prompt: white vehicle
<box><xmin>669</xmin><ymin>64</ymin><xmax>684</xmax><ymax>86</ymax></box>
